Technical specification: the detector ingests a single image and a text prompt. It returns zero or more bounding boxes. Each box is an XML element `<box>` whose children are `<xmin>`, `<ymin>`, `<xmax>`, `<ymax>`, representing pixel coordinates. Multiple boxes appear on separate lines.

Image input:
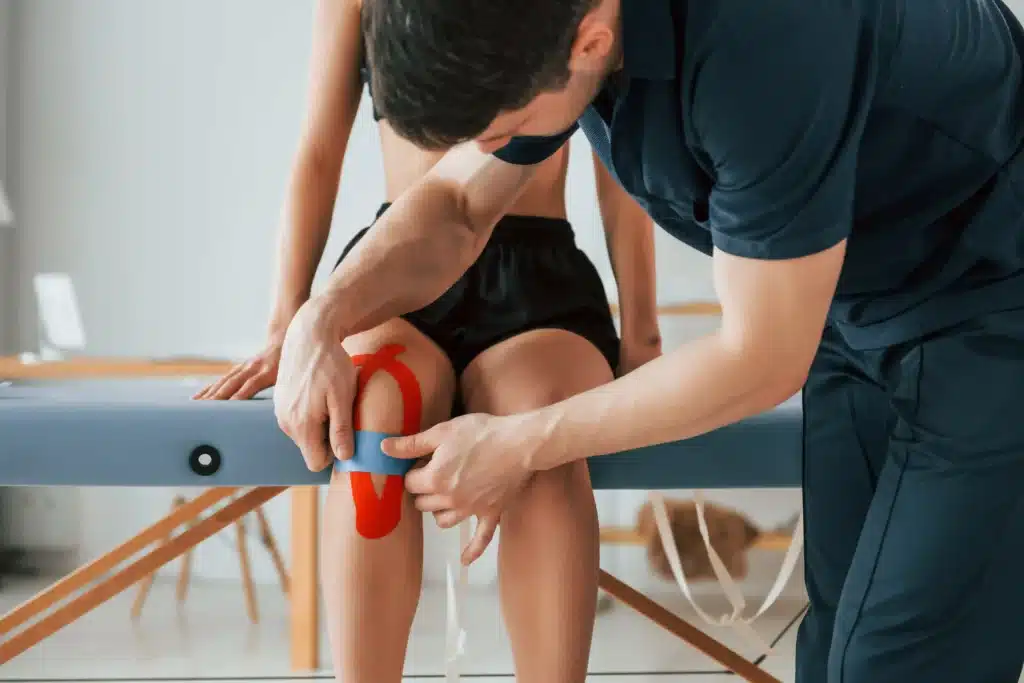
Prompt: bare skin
<box><xmin>195</xmin><ymin>1</ymin><xmax>658</xmax><ymax>682</ymax></box>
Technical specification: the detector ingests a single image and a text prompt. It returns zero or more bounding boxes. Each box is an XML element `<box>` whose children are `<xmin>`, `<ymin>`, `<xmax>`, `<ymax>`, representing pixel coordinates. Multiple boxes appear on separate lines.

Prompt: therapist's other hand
<box><xmin>193</xmin><ymin>334</ymin><xmax>284</xmax><ymax>401</ymax></box>
<box><xmin>383</xmin><ymin>413</ymin><xmax>538</xmax><ymax>564</ymax></box>
<box><xmin>274</xmin><ymin>298</ymin><xmax>357</xmax><ymax>472</ymax></box>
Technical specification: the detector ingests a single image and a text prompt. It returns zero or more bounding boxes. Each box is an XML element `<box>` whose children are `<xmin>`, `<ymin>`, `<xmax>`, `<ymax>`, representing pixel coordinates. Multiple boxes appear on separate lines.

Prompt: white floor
<box><xmin>1</xmin><ymin>576</ymin><xmax>805</xmax><ymax>683</ymax></box>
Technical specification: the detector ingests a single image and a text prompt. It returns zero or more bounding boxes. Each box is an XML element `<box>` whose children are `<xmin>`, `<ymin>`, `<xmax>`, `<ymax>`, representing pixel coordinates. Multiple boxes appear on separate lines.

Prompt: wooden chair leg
<box><xmin>0</xmin><ymin>487</ymin><xmax>286</xmax><ymax>664</ymax></box>
<box><xmin>0</xmin><ymin>487</ymin><xmax>235</xmax><ymax>637</ymax></box>
<box><xmin>597</xmin><ymin>570</ymin><xmax>781</xmax><ymax>683</ymax></box>
<box><xmin>175</xmin><ymin>515</ymin><xmax>197</xmax><ymax>604</ymax></box>
<box><xmin>235</xmin><ymin>518</ymin><xmax>259</xmax><ymax>625</ymax></box>
<box><xmin>131</xmin><ymin>495</ymin><xmax>187</xmax><ymax>620</ymax></box>
<box><xmin>255</xmin><ymin>507</ymin><xmax>290</xmax><ymax>595</ymax></box>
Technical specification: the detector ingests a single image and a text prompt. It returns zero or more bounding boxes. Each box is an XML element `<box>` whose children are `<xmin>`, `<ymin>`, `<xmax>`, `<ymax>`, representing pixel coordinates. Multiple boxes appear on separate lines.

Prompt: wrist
<box><xmin>268</xmin><ymin>311</ymin><xmax>298</xmax><ymax>340</ymax></box>
<box><xmin>306</xmin><ymin>289</ymin><xmax>353</xmax><ymax>341</ymax></box>
<box><xmin>517</xmin><ymin>405</ymin><xmax>573</xmax><ymax>473</ymax></box>
<box><xmin>268</xmin><ymin>294</ymin><xmax>309</xmax><ymax>336</ymax></box>
<box><xmin>617</xmin><ymin>304</ymin><xmax>660</xmax><ymax>340</ymax></box>
<box><xmin>621</xmin><ymin>322</ymin><xmax>662</xmax><ymax>348</ymax></box>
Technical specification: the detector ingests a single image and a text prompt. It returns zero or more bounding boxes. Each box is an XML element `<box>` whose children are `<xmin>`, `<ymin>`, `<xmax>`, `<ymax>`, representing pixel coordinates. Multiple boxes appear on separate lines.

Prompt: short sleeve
<box><xmin>692</xmin><ymin>0</ymin><xmax>875</xmax><ymax>260</ymax></box>
<box><xmin>492</xmin><ymin>124</ymin><xmax>578</xmax><ymax>166</ymax></box>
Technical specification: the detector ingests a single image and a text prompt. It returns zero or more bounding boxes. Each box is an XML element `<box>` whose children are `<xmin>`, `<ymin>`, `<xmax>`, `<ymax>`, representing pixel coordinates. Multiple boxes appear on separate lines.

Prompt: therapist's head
<box><xmin>363</xmin><ymin>0</ymin><xmax>621</xmax><ymax>151</ymax></box>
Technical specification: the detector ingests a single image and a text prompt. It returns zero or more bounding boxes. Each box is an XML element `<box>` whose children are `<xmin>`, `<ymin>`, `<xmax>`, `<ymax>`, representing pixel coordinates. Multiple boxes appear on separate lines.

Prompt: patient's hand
<box><xmin>275</xmin><ymin>298</ymin><xmax>358</xmax><ymax>472</ymax></box>
<box><xmin>192</xmin><ymin>335</ymin><xmax>284</xmax><ymax>401</ymax></box>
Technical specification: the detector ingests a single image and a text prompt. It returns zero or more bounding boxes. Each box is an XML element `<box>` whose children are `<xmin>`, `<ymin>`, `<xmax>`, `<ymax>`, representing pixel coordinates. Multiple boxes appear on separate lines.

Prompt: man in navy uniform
<box><xmin>273</xmin><ymin>0</ymin><xmax>1024</xmax><ymax>679</ymax></box>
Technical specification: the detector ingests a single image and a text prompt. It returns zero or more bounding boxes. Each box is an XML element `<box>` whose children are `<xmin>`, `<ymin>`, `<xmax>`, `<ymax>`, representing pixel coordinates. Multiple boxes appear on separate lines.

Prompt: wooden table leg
<box><xmin>0</xmin><ymin>487</ymin><xmax>236</xmax><ymax>637</ymax></box>
<box><xmin>597</xmin><ymin>570</ymin><xmax>781</xmax><ymax>683</ymax></box>
<box><xmin>290</xmin><ymin>486</ymin><xmax>320</xmax><ymax>672</ymax></box>
<box><xmin>0</xmin><ymin>487</ymin><xmax>286</xmax><ymax>663</ymax></box>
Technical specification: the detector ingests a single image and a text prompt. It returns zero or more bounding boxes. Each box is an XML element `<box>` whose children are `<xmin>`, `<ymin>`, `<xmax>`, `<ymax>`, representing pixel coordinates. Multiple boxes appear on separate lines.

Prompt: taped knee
<box><xmin>335</xmin><ymin>344</ymin><xmax>422</xmax><ymax>540</ymax></box>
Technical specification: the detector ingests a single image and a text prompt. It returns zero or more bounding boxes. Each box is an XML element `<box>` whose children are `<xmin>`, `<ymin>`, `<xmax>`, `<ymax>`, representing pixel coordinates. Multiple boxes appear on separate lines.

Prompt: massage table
<box><xmin>0</xmin><ymin>363</ymin><xmax>802</xmax><ymax>683</ymax></box>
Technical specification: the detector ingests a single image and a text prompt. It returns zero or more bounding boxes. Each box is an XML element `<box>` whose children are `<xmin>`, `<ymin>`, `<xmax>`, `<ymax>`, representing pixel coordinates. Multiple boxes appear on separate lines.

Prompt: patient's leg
<box><xmin>321</xmin><ymin>319</ymin><xmax>456</xmax><ymax>683</ymax></box>
<box><xmin>460</xmin><ymin>329</ymin><xmax>614</xmax><ymax>683</ymax></box>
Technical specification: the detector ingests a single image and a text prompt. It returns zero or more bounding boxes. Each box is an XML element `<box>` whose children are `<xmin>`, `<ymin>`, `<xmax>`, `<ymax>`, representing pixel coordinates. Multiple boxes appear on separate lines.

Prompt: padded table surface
<box><xmin>0</xmin><ymin>379</ymin><xmax>803</xmax><ymax>489</ymax></box>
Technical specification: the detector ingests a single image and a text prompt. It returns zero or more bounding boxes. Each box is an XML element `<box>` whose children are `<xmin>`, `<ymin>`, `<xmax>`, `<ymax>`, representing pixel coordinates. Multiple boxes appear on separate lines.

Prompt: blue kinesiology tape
<box><xmin>333</xmin><ymin>430</ymin><xmax>415</xmax><ymax>477</ymax></box>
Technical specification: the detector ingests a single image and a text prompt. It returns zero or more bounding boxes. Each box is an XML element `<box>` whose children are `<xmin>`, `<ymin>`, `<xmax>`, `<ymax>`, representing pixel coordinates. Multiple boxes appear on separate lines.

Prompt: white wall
<box><xmin>0</xmin><ymin>0</ymin><xmax>13</xmax><ymax>353</ymax></box>
<box><xmin>6</xmin><ymin>0</ymin><xmax>798</xmax><ymax>591</ymax></box>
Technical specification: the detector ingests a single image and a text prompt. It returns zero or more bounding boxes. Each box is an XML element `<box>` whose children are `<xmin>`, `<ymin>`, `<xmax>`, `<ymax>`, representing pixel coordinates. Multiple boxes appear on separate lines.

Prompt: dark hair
<box><xmin>362</xmin><ymin>0</ymin><xmax>596</xmax><ymax>149</ymax></box>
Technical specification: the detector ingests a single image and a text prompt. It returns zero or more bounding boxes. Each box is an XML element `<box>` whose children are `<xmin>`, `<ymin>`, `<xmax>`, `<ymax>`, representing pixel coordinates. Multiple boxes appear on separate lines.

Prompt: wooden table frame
<box><xmin>1</xmin><ymin>302</ymin><xmax>789</xmax><ymax>681</ymax></box>
<box><xmin>0</xmin><ymin>356</ymin><xmax>324</xmax><ymax>672</ymax></box>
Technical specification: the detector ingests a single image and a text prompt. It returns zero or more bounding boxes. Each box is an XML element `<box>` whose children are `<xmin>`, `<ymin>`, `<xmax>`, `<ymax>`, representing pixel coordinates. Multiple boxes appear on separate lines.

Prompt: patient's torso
<box><xmin>378</xmin><ymin>122</ymin><xmax>571</xmax><ymax>220</ymax></box>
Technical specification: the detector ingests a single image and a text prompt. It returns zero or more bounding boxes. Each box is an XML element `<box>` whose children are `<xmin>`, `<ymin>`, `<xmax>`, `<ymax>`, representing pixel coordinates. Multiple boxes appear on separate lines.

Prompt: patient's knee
<box><xmin>335</xmin><ymin>342</ymin><xmax>446</xmax><ymax>540</ymax></box>
<box><xmin>350</xmin><ymin>343</ymin><xmax>431</xmax><ymax>435</ymax></box>
<box><xmin>344</xmin><ymin>332</ymin><xmax>455</xmax><ymax>433</ymax></box>
<box><xmin>328</xmin><ymin>323</ymin><xmax>454</xmax><ymax>542</ymax></box>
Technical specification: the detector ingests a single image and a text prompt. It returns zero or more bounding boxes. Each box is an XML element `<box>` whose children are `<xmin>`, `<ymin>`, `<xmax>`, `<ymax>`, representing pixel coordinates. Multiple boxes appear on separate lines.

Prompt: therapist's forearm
<box><xmin>527</xmin><ymin>331</ymin><xmax>804</xmax><ymax>471</ymax></box>
<box><xmin>314</xmin><ymin>179</ymin><xmax>478</xmax><ymax>339</ymax></box>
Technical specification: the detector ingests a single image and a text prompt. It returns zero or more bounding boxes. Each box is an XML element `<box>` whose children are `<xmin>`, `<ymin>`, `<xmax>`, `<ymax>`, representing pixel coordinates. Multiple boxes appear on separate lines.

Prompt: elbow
<box><xmin>756</xmin><ymin>358</ymin><xmax>810</xmax><ymax>410</ymax></box>
<box><xmin>728</xmin><ymin>339</ymin><xmax>809</xmax><ymax>412</ymax></box>
<box><xmin>719</xmin><ymin>322</ymin><xmax>813</xmax><ymax>411</ymax></box>
<box><xmin>765</xmin><ymin>369</ymin><xmax>807</xmax><ymax>407</ymax></box>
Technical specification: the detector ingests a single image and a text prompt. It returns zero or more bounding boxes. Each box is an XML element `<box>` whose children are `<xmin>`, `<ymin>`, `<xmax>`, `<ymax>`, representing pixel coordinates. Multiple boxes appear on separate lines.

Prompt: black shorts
<box><xmin>335</xmin><ymin>203</ymin><xmax>620</xmax><ymax>376</ymax></box>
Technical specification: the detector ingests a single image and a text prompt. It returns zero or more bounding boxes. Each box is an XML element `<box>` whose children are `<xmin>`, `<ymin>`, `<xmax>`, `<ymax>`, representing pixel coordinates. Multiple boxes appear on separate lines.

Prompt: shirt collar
<box><xmin>620</xmin><ymin>0</ymin><xmax>678</xmax><ymax>81</ymax></box>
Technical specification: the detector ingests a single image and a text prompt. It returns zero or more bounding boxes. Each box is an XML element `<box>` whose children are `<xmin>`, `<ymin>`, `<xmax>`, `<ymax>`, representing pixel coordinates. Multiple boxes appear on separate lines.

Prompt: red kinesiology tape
<box><xmin>349</xmin><ymin>344</ymin><xmax>422</xmax><ymax>539</ymax></box>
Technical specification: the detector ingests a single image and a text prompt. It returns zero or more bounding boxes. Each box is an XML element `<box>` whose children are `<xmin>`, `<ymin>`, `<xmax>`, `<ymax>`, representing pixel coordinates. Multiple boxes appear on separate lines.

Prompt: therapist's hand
<box><xmin>383</xmin><ymin>412</ymin><xmax>542</xmax><ymax>564</ymax></box>
<box><xmin>274</xmin><ymin>298</ymin><xmax>357</xmax><ymax>472</ymax></box>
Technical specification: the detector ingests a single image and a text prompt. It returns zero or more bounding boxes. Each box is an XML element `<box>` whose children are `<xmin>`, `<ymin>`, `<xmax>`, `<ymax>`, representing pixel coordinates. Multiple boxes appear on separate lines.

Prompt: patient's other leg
<box><xmin>460</xmin><ymin>329</ymin><xmax>613</xmax><ymax>683</ymax></box>
<box><xmin>321</xmin><ymin>319</ymin><xmax>455</xmax><ymax>683</ymax></box>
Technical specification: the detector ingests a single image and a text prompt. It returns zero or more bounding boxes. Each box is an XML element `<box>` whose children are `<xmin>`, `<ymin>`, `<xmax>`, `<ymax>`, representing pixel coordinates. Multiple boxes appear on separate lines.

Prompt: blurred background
<box><xmin>3</xmin><ymin>1</ymin><xmax>1017</xmax><ymax>681</ymax></box>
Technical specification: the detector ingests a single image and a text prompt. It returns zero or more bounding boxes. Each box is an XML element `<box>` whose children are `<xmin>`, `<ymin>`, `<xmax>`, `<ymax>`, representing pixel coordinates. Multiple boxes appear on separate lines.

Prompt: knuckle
<box><xmin>424</xmin><ymin>471</ymin><xmax>443</xmax><ymax>491</ymax></box>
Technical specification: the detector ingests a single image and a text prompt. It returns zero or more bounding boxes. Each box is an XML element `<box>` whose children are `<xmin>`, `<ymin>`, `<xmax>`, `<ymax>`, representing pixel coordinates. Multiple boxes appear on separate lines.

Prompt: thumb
<box><xmin>327</xmin><ymin>390</ymin><xmax>355</xmax><ymax>461</ymax></box>
<box><xmin>382</xmin><ymin>424</ymin><xmax>442</xmax><ymax>460</ymax></box>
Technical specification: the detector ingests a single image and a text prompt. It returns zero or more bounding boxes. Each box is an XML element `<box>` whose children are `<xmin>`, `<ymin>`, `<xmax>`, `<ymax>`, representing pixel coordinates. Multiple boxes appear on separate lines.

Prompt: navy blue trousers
<box><xmin>796</xmin><ymin>309</ymin><xmax>1024</xmax><ymax>683</ymax></box>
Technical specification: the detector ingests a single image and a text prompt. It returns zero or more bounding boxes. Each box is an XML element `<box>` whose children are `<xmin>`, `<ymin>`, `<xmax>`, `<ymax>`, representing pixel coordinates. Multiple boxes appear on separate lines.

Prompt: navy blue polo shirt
<box><xmin>495</xmin><ymin>0</ymin><xmax>1024</xmax><ymax>350</ymax></box>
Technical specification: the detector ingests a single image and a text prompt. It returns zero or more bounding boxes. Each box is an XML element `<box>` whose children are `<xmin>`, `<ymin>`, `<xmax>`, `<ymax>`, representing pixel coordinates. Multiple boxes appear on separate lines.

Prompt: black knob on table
<box><xmin>189</xmin><ymin>445</ymin><xmax>222</xmax><ymax>477</ymax></box>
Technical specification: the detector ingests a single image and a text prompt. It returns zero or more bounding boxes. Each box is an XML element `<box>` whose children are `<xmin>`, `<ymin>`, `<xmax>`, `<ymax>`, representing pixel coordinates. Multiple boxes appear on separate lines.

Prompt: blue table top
<box><xmin>0</xmin><ymin>379</ymin><xmax>803</xmax><ymax>489</ymax></box>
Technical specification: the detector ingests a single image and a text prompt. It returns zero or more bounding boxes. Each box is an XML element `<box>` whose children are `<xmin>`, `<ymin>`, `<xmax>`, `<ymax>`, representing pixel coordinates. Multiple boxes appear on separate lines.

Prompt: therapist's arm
<box><xmin>313</xmin><ymin>144</ymin><xmax>541</xmax><ymax>339</ymax></box>
<box><xmin>520</xmin><ymin>0</ymin><xmax>869</xmax><ymax>468</ymax></box>
<box><xmin>525</xmin><ymin>239</ymin><xmax>845</xmax><ymax>470</ymax></box>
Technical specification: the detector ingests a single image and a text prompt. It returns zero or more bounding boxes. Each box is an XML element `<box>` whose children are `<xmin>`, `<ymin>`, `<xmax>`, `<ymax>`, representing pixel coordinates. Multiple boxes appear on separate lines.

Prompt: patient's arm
<box><xmin>194</xmin><ymin>0</ymin><xmax>364</xmax><ymax>401</ymax></box>
<box><xmin>593</xmin><ymin>151</ymin><xmax>661</xmax><ymax>374</ymax></box>
<box><xmin>270</xmin><ymin>0</ymin><xmax>364</xmax><ymax>333</ymax></box>
<box><xmin>321</xmin><ymin>319</ymin><xmax>455</xmax><ymax>683</ymax></box>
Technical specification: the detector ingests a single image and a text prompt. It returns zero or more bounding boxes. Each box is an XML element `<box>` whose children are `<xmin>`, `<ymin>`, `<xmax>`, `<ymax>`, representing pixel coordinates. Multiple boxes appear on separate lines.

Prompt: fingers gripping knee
<box><xmin>343</xmin><ymin>344</ymin><xmax>426</xmax><ymax>540</ymax></box>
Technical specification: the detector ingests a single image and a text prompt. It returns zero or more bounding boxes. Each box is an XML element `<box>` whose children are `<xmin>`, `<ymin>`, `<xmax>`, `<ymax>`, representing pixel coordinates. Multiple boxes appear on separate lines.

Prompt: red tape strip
<box><xmin>349</xmin><ymin>344</ymin><xmax>423</xmax><ymax>539</ymax></box>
